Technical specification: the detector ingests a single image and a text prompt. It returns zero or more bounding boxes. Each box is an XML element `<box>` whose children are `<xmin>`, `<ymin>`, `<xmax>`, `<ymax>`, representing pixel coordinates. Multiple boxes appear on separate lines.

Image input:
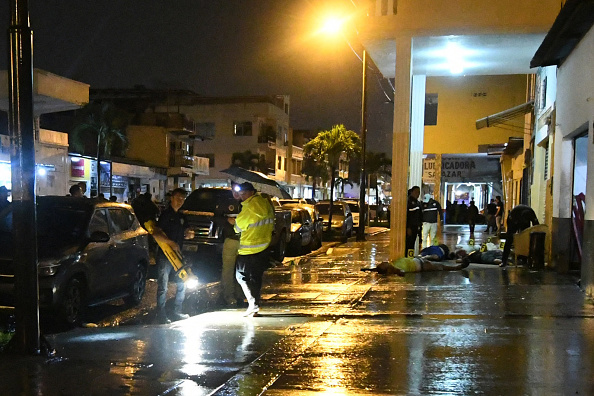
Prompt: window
<box><xmin>203</xmin><ymin>153</ymin><xmax>215</xmax><ymax>168</ymax></box>
<box><xmin>89</xmin><ymin>209</ymin><xmax>109</xmax><ymax>235</ymax></box>
<box><xmin>284</xmin><ymin>157</ymin><xmax>287</xmax><ymax>171</ymax></box>
<box><xmin>234</xmin><ymin>121</ymin><xmax>252</xmax><ymax>136</ymax></box>
<box><xmin>196</xmin><ymin>122</ymin><xmax>215</xmax><ymax>140</ymax></box>
<box><xmin>381</xmin><ymin>0</ymin><xmax>388</xmax><ymax>15</ymax></box>
<box><xmin>108</xmin><ymin>208</ymin><xmax>134</xmax><ymax>234</ymax></box>
<box><xmin>424</xmin><ymin>93</ymin><xmax>438</xmax><ymax>126</ymax></box>
<box><xmin>277</xmin><ymin>155</ymin><xmax>282</xmax><ymax>170</ymax></box>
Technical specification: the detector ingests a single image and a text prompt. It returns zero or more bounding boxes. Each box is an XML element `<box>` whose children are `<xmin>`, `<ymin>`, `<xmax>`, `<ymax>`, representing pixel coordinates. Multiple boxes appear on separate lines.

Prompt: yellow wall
<box><xmin>126</xmin><ymin>125</ymin><xmax>169</xmax><ymax>168</ymax></box>
<box><xmin>424</xmin><ymin>75</ymin><xmax>527</xmax><ymax>154</ymax></box>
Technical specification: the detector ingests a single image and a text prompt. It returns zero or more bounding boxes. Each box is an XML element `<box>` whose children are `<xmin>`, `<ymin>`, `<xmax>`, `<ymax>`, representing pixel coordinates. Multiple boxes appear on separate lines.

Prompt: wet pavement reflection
<box><xmin>1</xmin><ymin>226</ymin><xmax>593</xmax><ymax>395</ymax></box>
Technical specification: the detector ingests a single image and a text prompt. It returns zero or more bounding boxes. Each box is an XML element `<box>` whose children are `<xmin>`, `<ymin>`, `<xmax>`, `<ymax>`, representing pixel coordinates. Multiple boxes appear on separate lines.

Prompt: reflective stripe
<box><xmin>240</xmin><ymin>242</ymin><xmax>269</xmax><ymax>250</ymax></box>
<box><xmin>424</xmin><ymin>208</ymin><xmax>438</xmax><ymax>211</ymax></box>
<box><xmin>246</xmin><ymin>218</ymin><xmax>274</xmax><ymax>229</ymax></box>
<box><xmin>408</xmin><ymin>207</ymin><xmax>421</xmax><ymax>212</ymax></box>
<box><xmin>235</xmin><ymin>224</ymin><xmax>244</xmax><ymax>232</ymax></box>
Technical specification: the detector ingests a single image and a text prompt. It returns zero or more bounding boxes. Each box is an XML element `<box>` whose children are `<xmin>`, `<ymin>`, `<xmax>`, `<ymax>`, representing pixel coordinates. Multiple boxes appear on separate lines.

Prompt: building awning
<box><xmin>530</xmin><ymin>0</ymin><xmax>594</xmax><ymax>68</ymax></box>
<box><xmin>485</xmin><ymin>137</ymin><xmax>524</xmax><ymax>156</ymax></box>
<box><xmin>475</xmin><ymin>101</ymin><xmax>533</xmax><ymax>130</ymax></box>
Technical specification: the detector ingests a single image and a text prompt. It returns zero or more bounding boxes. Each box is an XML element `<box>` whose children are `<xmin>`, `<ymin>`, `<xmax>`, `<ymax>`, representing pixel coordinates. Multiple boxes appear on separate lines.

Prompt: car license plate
<box><xmin>183</xmin><ymin>245</ymin><xmax>198</xmax><ymax>252</ymax></box>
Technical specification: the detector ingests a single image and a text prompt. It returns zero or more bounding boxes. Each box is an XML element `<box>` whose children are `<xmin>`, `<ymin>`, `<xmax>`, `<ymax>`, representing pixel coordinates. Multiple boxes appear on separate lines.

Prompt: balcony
<box><xmin>168</xmin><ymin>155</ymin><xmax>209</xmax><ymax>176</ymax></box>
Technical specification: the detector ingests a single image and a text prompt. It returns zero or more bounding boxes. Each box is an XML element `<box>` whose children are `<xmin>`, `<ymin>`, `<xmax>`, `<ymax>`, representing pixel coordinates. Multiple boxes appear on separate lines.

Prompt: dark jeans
<box><xmin>157</xmin><ymin>254</ymin><xmax>186</xmax><ymax>314</ymax></box>
<box><xmin>235</xmin><ymin>249</ymin><xmax>270</xmax><ymax>309</ymax></box>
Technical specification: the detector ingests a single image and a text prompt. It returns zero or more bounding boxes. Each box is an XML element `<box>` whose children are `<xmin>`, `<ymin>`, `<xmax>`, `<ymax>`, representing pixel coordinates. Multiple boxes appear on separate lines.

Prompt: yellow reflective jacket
<box><xmin>234</xmin><ymin>193</ymin><xmax>274</xmax><ymax>255</ymax></box>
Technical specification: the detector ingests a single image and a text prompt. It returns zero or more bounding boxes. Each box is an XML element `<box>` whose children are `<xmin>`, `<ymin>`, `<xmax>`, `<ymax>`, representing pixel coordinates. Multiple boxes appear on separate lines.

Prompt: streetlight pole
<box><xmin>356</xmin><ymin>49</ymin><xmax>367</xmax><ymax>241</ymax></box>
<box><xmin>8</xmin><ymin>0</ymin><xmax>41</xmax><ymax>354</ymax></box>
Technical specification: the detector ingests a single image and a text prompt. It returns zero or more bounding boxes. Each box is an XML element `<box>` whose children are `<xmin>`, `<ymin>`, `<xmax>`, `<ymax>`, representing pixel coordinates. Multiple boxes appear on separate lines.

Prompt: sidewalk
<box><xmin>1</xmin><ymin>227</ymin><xmax>593</xmax><ymax>395</ymax></box>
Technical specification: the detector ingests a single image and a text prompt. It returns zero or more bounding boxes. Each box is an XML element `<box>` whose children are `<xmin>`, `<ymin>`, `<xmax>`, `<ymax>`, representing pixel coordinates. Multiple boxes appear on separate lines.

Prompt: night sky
<box><xmin>0</xmin><ymin>1</ymin><xmax>394</xmax><ymax>153</ymax></box>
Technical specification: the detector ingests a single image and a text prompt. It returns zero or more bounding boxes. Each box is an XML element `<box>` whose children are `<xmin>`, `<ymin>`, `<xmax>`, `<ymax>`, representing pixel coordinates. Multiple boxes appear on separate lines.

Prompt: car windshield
<box><xmin>37</xmin><ymin>203</ymin><xmax>92</xmax><ymax>252</ymax></box>
<box><xmin>347</xmin><ymin>203</ymin><xmax>359</xmax><ymax>213</ymax></box>
<box><xmin>183</xmin><ymin>189</ymin><xmax>233</xmax><ymax>212</ymax></box>
<box><xmin>291</xmin><ymin>211</ymin><xmax>302</xmax><ymax>223</ymax></box>
<box><xmin>316</xmin><ymin>204</ymin><xmax>344</xmax><ymax>216</ymax></box>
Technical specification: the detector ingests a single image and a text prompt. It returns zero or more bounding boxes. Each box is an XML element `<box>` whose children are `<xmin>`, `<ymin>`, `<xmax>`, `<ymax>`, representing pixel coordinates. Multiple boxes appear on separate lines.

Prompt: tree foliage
<box><xmin>303</xmin><ymin>124</ymin><xmax>361</xmax><ymax>230</ymax></box>
<box><xmin>70</xmin><ymin>101</ymin><xmax>129</xmax><ymax>194</ymax></box>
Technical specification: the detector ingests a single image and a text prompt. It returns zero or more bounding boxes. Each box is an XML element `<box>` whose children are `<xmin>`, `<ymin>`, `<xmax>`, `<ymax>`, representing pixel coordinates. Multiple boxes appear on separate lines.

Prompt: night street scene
<box><xmin>1</xmin><ymin>0</ymin><xmax>594</xmax><ymax>395</ymax></box>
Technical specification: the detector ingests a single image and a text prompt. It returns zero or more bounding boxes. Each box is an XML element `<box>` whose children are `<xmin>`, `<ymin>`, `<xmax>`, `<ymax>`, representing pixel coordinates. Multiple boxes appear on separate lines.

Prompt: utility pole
<box><xmin>356</xmin><ymin>49</ymin><xmax>367</xmax><ymax>241</ymax></box>
<box><xmin>8</xmin><ymin>0</ymin><xmax>40</xmax><ymax>354</ymax></box>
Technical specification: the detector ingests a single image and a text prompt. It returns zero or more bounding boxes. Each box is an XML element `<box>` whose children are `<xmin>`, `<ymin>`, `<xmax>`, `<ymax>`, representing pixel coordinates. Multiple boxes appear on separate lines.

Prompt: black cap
<box><xmin>238</xmin><ymin>182</ymin><xmax>256</xmax><ymax>192</ymax></box>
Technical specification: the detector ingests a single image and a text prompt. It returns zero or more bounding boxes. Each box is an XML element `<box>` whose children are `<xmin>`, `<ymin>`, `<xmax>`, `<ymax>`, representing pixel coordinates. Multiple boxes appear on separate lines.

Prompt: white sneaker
<box><xmin>243</xmin><ymin>305</ymin><xmax>260</xmax><ymax>317</ymax></box>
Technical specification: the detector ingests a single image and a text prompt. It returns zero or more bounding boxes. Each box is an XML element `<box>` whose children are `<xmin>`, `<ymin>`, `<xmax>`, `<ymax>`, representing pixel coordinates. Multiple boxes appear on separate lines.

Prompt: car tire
<box><xmin>124</xmin><ymin>263</ymin><xmax>147</xmax><ymax>306</ymax></box>
<box><xmin>60</xmin><ymin>277</ymin><xmax>85</xmax><ymax>326</ymax></box>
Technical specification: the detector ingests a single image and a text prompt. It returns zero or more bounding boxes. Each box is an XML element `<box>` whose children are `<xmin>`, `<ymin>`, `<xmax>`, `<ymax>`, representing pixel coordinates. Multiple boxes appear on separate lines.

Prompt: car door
<box><xmin>85</xmin><ymin>208</ymin><xmax>117</xmax><ymax>300</ymax></box>
<box><xmin>302</xmin><ymin>210</ymin><xmax>313</xmax><ymax>246</ymax></box>
<box><xmin>106</xmin><ymin>208</ymin><xmax>137</xmax><ymax>294</ymax></box>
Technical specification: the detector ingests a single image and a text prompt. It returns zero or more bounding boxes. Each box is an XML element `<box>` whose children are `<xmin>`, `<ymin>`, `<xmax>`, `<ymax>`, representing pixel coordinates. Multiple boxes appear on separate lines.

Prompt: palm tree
<box><xmin>71</xmin><ymin>101</ymin><xmax>129</xmax><ymax>196</ymax></box>
<box><xmin>366</xmin><ymin>152</ymin><xmax>392</xmax><ymax>205</ymax></box>
<box><xmin>304</xmin><ymin>124</ymin><xmax>360</xmax><ymax>231</ymax></box>
<box><xmin>302</xmin><ymin>155</ymin><xmax>329</xmax><ymax>200</ymax></box>
<box><xmin>335</xmin><ymin>176</ymin><xmax>353</xmax><ymax>198</ymax></box>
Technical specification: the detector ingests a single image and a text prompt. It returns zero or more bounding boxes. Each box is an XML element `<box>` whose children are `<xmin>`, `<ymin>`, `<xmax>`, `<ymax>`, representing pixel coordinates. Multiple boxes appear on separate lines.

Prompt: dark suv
<box><xmin>0</xmin><ymin>197</ymin><xmax>150</xmax><ymax>325</ymax></box>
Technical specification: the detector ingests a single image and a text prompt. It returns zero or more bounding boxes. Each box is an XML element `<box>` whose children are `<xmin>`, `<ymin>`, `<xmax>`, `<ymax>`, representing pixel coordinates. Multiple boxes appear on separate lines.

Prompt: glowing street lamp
<box><xmin>320</xmin><ymin>15</ymin><xmax>368</xmax><ymax>241</ymax></box>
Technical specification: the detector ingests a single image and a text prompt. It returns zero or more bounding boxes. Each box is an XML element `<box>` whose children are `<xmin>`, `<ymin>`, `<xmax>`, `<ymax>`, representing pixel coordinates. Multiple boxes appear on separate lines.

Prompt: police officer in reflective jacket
<box><xmin>227</xmin><ymin>182</ymin><xmax>274</xmax><ymax>316</ymax></box>
<box><xmin>406</xmin><ymin>186</ymin><xmax>423</xmax><ymax>256</ymax></box>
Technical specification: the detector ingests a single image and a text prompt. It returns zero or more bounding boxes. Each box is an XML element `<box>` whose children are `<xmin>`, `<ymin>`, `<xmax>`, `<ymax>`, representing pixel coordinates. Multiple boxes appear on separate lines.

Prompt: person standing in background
<box><xmin>467</xmin><ymin>200</ymin><xmax>479</xmax><ymax>234</ymax></box>
<box><xmin>485</xmin><ymin>198</ymin><xmax>497</xmax><ymax>234</ymax></box>
<box><xmin>421</xmin><ymin>193</ymin><xmax>442</xmax><ymax>247</ymax></box>
<box><xmin>495</xmin><ymin>196</ymin><xmax>504</xmax><ymax>234</ymax></box>
<box><xmin>406</xmin><ymin>186</ymin><xmax>423</xmax><ymax>256</ymax></box>
<box><xmin>217</xmin><ymin>183</ymin><xmax>242</xmax><ymax>307</ymax></box>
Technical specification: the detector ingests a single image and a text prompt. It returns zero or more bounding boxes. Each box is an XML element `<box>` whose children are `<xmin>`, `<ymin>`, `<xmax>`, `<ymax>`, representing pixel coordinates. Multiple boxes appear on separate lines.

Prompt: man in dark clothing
<box><xmin>421</xmin><ymin>194</ymin><xmax>442</xmax><ymax>246</ymax></box>
<box><xmin>216</xmin><ymin>185</ymin><xmax>242</xmax><ymax>306</ymax></box>
<box><xmin>156</xmin><ymin>187</ymin><xmax>193</xmax><ymax>323</ymax></box>
<box><xmin>485</xmin><ymin>199</ymin><xmax>498</xmax><ymax>233</ymax></box>
<box><xmin>495</xmin><ymin>196</ymin><xmax>504</xmax><ymax>234</ymax></box>
<box><xmin>500</xmin><ymin>204</ymin><xmax>539</xmax><ymax>268</ymax></box>
<box><xmin>467</xmin><ymin>200</ymin><xmax>479</xmax><ymax>234</ymax></box>
<box><xmin>406</xmin><ymin>186</ymin><xmax>423</xmax><ymax>256</ymax></box>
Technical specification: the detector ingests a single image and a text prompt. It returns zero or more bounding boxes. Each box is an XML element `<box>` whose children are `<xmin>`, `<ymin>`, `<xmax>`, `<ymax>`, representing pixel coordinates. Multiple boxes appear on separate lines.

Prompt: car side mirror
<box><xmin>89</xmin><ymin>231</ymin><xmax>110</xmax><ymax>243</ymax></box>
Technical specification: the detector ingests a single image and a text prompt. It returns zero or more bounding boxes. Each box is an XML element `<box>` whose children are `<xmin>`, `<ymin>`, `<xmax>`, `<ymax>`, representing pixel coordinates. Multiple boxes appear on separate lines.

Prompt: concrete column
<box><xmin>390</xmin><ymin>36</ymin><xmax>412</xmax><ymax>260</ymax></box>
<box><xmin>434</xmin><ymin>153</ymin><xmax>442</xmax><ymax>225</ymax></box>
<box><xmin>410</xmin><ymin>74</ymin><xmax>426</xmax><ymax>189</ymax></box>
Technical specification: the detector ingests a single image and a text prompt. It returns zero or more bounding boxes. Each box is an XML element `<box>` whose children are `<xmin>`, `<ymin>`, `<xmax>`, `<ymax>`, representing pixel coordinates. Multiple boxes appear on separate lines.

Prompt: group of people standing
<box><xmin>152</xmin><ymin>182</ymin><xmax>274</xmax><ymax>323</ymax></box>
<box><xmin>406</xmin><ymin>186</ymin><xmax>445</xmax><ymax>256</ymax></box>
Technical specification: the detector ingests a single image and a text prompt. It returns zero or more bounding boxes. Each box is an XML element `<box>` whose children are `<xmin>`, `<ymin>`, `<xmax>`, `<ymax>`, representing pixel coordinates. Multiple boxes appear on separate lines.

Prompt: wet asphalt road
<box><xmin>2</xmin><ymin>227</ymin><xmax>594</xmax><ymax>395</ymax></box>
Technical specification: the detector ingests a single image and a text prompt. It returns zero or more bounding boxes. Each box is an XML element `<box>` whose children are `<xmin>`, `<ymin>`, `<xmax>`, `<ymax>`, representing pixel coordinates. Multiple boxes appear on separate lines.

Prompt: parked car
<box><xmin>315</xmin><ymin>201</ymin><xmax>353</xmax><ymax>240</ymax></box>
<box><xmin>181</xmin><ymin>188</ymin><xmax>292</xmax><ymax>264</ymax></box>
<box><xmin>0</xmin><ymin>197</ymin><xmax>150</xmax><ymax>325</ymax></box>
<box><xmin>279</xmin><ymin>198</ymin><xmax>307</xmax><ymax>205</ymax></box>
<box><xmin>287</xmin><ymin>207</ymin><xmax>314</xmax><ymax>255</ymax></box>
<box><xmin>282</xmin><ymin>203</ymin><xmax>323</xmax><ymax>249</ymax></box>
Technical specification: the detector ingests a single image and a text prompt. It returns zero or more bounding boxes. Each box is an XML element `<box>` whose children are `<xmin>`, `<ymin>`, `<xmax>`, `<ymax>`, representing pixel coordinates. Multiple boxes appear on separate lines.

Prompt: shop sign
<box><xmin>423</xmin><ymin>158</ymin><xmax>436</xmax><ymax>183</ymax></box>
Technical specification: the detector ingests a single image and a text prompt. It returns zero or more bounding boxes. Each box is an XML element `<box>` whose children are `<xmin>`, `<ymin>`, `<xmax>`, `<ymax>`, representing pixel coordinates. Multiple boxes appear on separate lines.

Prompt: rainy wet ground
<box><xmin>1</xmin><ymin>225</ymin><xmax>593</xmax><ymax>395</ymax></box>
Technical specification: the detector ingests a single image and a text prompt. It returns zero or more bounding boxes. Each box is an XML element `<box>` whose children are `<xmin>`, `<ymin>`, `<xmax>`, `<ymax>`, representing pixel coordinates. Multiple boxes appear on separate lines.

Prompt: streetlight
<box><xmin>319</xmin><ymin>15</ymin><xmax>368</xmax><ymax>241</ymax></box>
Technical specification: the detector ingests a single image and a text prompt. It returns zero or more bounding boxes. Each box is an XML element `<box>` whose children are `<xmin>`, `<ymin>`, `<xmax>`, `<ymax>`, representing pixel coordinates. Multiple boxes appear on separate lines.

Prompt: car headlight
<box><xmin>290</xmin><ymin>223</ymin><xmax>302</xmax><ymax>233</ymax></box>
<box><xmin>38</xmin><ymin>260</ymin><xmax>61</xmax><ymax>277</ymax></box>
